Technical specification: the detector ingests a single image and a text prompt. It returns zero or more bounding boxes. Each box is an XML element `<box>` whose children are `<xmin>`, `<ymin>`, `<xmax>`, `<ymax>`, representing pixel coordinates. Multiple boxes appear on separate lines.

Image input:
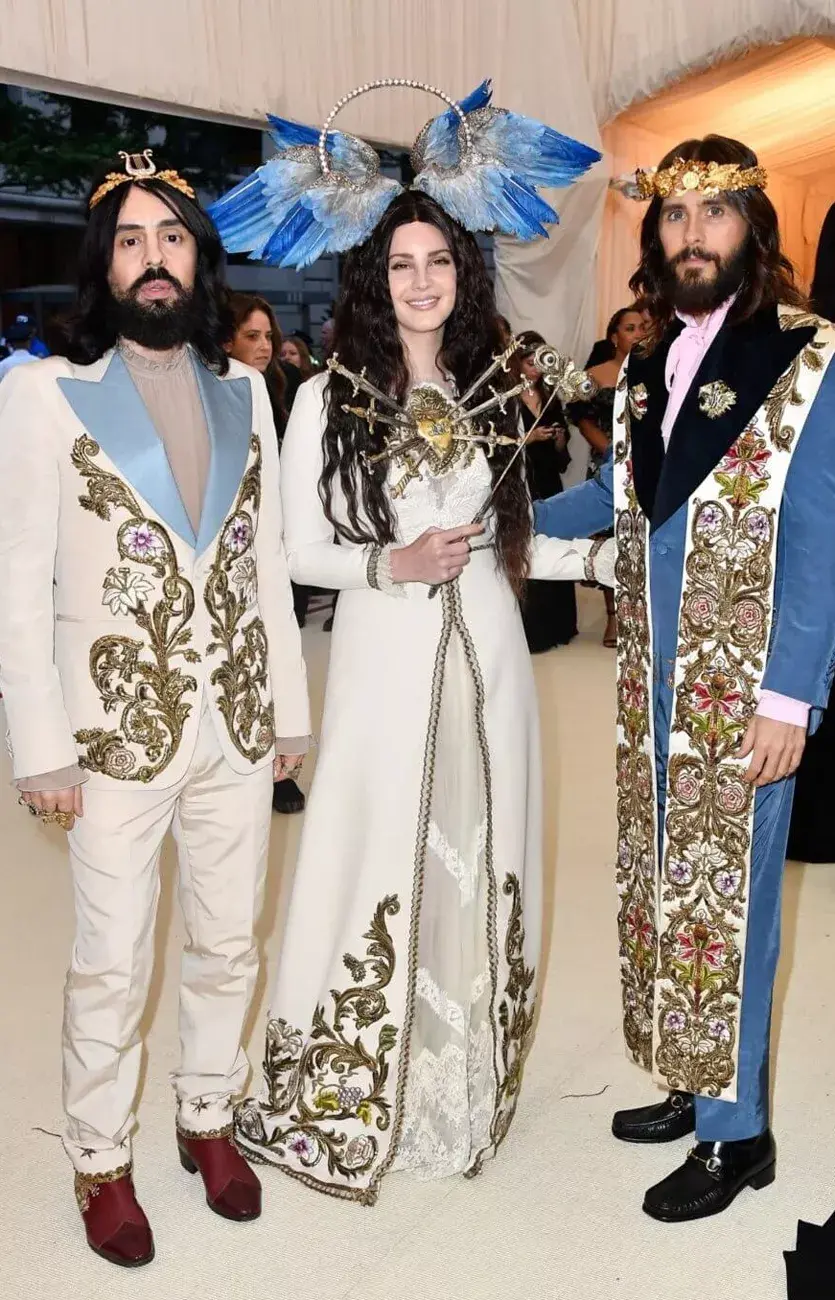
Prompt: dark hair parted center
<box><xmin>321</xmin><ymin>192</ymin><xmax>531</xmax><ymax>596</ymax></box>
<box><xmin>630</xmin><ymin>134</ymin><xmax>806</xmax><ymax>348</ymax></box>
<box><xmin>57</xmin><ymin>167</ymin><xmax>233</xmax><ymax>372</ymax></box>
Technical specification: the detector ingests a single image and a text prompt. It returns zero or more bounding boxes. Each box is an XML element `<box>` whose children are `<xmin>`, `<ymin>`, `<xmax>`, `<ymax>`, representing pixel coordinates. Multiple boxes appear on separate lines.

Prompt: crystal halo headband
<box><xmin>317</xmin><ymin>79</ymin><xmax>473</xmax><ymax>183</ymax></box>
<box><xmin>209</xmin><ymin>77</ymin><xmax>602</xmax><ymax>268</ymax></box>
<box><xmin>89</xmin><ymin>149</ymin><xmax>196</xmax><ymax>210</ymax></box>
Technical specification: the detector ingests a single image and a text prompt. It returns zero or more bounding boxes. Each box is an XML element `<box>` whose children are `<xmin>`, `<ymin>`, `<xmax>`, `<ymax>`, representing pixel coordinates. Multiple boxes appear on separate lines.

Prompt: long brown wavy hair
<box><xmin>283</xmin><ymin>335</ymin><xmax>316</xmax><ymax>381</ymax></box>
<box><xmin>630</xmin><ymin>135</ymin><xmax>806</xmax><ymax>350</ymax></box>
<box><xmin>322</xmin><ymin>192</ymin><xmax>531</xmax><ymax>596</ymax></box>
<box><xmin>227</xmin><ymin>292</ymin><xmax>288</xmax><ymax>428</ymax></box>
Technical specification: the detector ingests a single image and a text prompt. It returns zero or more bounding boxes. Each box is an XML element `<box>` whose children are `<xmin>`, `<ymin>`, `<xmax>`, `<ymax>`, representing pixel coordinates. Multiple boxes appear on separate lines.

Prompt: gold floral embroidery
<box><xmin>489</xmin><ymin>874</ymin><xmax>537</xmax><ymax>1150</ymax></box>
<box><xmin>655</xmin><ymin>451</ymin><xmax>773</xmax><ymax>1093</ymax></box>
<box><xmin>176</xmin><ymin>1123</ymin><xmax>234</xmax><ymax>1141</ymax></box>
<box><xmin>235</xmin><ymin>896</ymin><xmax>400</xmax><ymax>1195</ymax></box>
<box><xmin>764</xmin><ymin>339</ymin><xmax>828</xmax><ymax>451</ymax></box>
<box><xmin>71</xmin><ymin>435</ymin><xmax>199</xmax><ymax>782</ymax></box>
<box><xmin>614</xmin><ymin>323</ymin><xmax>832</xmax><ymax>1099</ymax></box>
<box><xmin>74</xmin><ymin>1163</ymin><xmax>132</xmax><ymax>1213</ymax></box>
<box><xmin>777</xmin><ymin>306</ymin><xmax>830</xmax><ymax>333</ymax></box>
<box><xmin>204</xmin><ymin>433</ymin><xmax>274</xmax><ymax>762</ymax></box>
<box><xmin>612</xmin><ymin>396</ymin><xmax>658</xmax><ymax>1072</ymax></box>
<box><xmin>698</xmin><ymin>381</ymin><xmax>737</xmax><ymax>419</ymax></box>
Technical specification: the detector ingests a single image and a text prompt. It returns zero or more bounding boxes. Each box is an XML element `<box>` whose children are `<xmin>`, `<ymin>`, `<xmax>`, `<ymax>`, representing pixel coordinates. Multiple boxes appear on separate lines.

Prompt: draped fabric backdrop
<box><xmin>2</xmin><ymin>0</ymin><xmax>835</xmax><ymax>357</ymax></box>
<box><xmin>599</xmin><ymin>33</ymin><xmax>835</xmax><ymax>331</ymax></box>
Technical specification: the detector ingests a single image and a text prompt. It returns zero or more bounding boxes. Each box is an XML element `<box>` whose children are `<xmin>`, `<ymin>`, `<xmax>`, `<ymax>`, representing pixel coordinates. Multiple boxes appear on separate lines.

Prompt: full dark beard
<box><xmin>106</xmin><ymin>272</ymin><xmax>201</xmax><ymax>351</ymax></box>
<box><xmin>663</xmin><ymin>239</ymin><xmax>749</xmax><ymax>316</ymax></box>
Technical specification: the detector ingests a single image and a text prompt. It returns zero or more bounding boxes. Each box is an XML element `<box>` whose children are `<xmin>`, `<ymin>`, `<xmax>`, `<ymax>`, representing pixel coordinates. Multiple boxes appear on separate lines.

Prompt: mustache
<box><xmin>128</xmin><ymin>266</ymin><xmax>183</xmax><ymax>294</ymax></box>
<box><xmin>671</xmin><ymin>247</ymin><xmax>721</xmax><ymax>269</ymax></box>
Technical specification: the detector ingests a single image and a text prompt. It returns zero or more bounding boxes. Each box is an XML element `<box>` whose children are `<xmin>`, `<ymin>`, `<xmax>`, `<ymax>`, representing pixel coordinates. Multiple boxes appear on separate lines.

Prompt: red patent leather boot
<box><xmin>75</xmin><ymin>1168</ymin><xmax>154</xmax><ymax>1267</ymax></box>
<box><xmin>177</xmin><ymin>1129</ymin><xmax>262</xmax><ymax>1221</ymax></box>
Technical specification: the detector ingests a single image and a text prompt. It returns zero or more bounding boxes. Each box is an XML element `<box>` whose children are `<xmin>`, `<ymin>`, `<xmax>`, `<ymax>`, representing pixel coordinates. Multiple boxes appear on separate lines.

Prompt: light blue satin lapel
<box><xmin>58</xmin><ymin>352</ymin><xmax>197</xmax><ymax>547</ymax></box>
<box><xmin>192</xmin><ymin>356</ymin><xmax>253</xmax><ymax>556</ymax></box>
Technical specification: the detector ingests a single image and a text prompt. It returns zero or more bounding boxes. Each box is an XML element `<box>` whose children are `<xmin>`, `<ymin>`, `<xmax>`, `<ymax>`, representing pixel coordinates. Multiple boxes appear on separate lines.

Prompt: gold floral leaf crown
<box><xmin>89</xmin><ymin>149</ymin><xmax>196</xmax><ymax>210</ymax></box>
<box><xmin>635</xmin><ymin>158</ymin><xmax>768</xmax><ymax>201</ymax></box>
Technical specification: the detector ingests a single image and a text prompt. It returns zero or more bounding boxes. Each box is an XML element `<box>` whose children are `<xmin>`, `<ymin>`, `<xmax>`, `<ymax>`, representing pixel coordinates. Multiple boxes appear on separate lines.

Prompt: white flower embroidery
<box><xmin>683</xmin><ymin>840</ymin><xmax>728</xmax><ymax>874</ymax></box>
<box><xmin>232</xmin><ymin>556</ymin><xmax>257</xmax><ymax>603</ymax></box>
<box><xmin>713</xmin><ymin>867</ymin><xmax>742</xmax><ymax>899</ymax></box>
<box><xmin>708</xmin><ymin>1017</ymin><xmax>731</xmax><ymax>1044</ymax></box>
<box><xmin>123</xmin><ymin>521</ymin><xmax>166</xmax><ymax>561</ymax></box>
<box><xmin>102</xmin><ymin>567</ymin><xmax>155</xmax><ymax>616</ymax></box>
<box><xmin>667</xmin><ymin>858</ymin><xmax>693</xmax><ymax>886</ymax></box>
<box><xmin>696</xmin><ymin>503</ymin><xmax>723</xmax><ymax>534</ymax></box>
<box><xmin>712</xmin><ymin>533</ymin><xmax>756</xmax><ymax>565</ymax></box>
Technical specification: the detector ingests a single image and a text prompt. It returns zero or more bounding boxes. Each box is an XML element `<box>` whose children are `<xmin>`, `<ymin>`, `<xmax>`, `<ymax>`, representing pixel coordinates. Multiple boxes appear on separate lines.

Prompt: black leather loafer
<box><xmin>612</xmin><ymin>1091</ymin><xmax>695</xmax><ymax>1143</ymax></box>
<box><xmin>642</xmin><ymin>1130</ymin><xmax>776</xmax><ymax>1222</ymax></box>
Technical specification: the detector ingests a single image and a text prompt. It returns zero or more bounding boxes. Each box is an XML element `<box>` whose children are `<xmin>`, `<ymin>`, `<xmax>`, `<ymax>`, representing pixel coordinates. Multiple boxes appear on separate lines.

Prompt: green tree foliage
<box><xmin>0</xmin><ymin>87</ymin><xmax>262</xmax><ymax>198</ymax></box>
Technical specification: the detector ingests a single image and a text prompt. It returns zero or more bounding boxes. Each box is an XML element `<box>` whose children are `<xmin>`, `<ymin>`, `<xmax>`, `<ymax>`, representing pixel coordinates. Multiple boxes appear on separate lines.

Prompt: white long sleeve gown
<box><xmin>235</xmin><ymin>374</ymin><xmax>603</xmax><ymax>1204</ymax></box>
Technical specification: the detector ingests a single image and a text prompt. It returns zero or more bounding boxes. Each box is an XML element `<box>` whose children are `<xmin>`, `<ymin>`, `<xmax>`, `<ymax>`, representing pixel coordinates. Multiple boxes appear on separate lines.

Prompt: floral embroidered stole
<box><xmin>613</xmin><ymin>307</ymin><xmax>835</xmax><ymax>1101</ymax></box>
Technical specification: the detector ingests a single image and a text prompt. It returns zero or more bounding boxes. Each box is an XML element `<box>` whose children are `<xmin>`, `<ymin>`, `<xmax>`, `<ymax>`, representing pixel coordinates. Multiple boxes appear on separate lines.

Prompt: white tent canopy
<box><xmin>600</xmin><ymin>36</ymin><xmax>835</xmax><ymax>331</ymax></box>
<box><xmin>2</xmin><ymin>0</ymin><xmax>835</xmax><ymax>356</ymax></box>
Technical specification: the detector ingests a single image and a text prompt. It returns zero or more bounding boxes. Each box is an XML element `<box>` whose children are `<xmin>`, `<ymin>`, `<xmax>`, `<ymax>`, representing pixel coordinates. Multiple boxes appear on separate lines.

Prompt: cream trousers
<box><xmin>62</xmin><ymin>705</ymin><xmax>273</xmax><ymax>1175</ymax></box>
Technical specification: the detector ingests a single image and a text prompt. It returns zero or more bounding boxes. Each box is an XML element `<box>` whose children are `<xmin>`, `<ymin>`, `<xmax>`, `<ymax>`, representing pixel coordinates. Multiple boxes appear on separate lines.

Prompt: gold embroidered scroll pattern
<box><xmin>235</xmin><ymin>896</ymin><xmax>400</xmax><ymax>1199</ymax></box>
<box><xmin>71</xmin><ymin>435</ymin><xmax>199</xmax><ymax>782</ymax></box>
<box><xmin>489</xmin><ymin>873</ymin><xmax>537</xmax><ymax>1153</ymax></box>
<box><xmin>655</xmin><ymin>423</ymin><xmax>775</xmax><ymax>1095</ymax></box>
<box><xmin>613</xmin><ymin>379</ymin><xmax>658</xmax><ymax>1073</ymax></box>
<box><xmin>766</xmin><ymin>312</ymin><xmax>831</xmax><ymax>451</ymax></box>
<box><xmin>204</xmin><ymin>434</ymin><xmax>275</xmax><ymax>762</ymax></box>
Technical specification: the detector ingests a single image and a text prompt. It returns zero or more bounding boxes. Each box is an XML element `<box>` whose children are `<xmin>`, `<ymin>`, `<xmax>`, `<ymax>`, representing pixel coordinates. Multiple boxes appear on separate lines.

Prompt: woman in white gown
<box><xmin>233</xmin><ymin>190</ymin><xmax>614</xmax><ymax>1204</ymax></box>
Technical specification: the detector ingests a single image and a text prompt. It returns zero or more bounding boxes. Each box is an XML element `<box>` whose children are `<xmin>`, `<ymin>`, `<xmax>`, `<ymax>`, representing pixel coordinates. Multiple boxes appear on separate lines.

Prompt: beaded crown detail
<box><xmin>209</xmin><ymin>78</ymin><xmax>601</xmax><ymax>268</ymax></box>
<box><xmin>89</xmin><ymin>149</ymin><xmax>196</xmax><ymax>210</ymax></box>
<box><xmin>634</xmin><ymin>158</ymin><xmax>768</xmax><ymax>200</ymax></box>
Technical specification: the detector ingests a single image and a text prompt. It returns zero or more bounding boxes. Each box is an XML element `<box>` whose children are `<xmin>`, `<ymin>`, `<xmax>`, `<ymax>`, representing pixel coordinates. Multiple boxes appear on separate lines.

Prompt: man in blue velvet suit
<box><xmin>536</xmin><ymin>135</ymin><xmax>835</xmax><ymax>1222</ymax></box>
<box><xmin>0</xmin><ymin>154</ymin><xmax>311</xmax><ymax>1264</ymax></box>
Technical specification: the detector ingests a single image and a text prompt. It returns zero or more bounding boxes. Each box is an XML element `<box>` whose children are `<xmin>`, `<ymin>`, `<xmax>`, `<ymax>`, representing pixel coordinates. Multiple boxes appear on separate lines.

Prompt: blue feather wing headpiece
<box><xmin>209</xmin><ymin>78</ymin><xmax>601</xmax><ymax>268</ymax></box>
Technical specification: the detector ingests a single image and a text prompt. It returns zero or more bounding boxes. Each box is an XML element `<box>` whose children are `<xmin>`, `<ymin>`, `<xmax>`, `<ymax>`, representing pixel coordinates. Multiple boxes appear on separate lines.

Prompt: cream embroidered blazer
<box><xmin>0</xmin><ymin>349</ymin><xmax>310</xmax><ymax>790</ymax></box>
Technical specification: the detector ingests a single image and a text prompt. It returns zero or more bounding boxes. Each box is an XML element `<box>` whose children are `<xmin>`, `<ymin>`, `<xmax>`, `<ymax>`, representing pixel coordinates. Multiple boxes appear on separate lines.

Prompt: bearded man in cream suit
<box><xmin>0</xmin><ymin>153</ymin><xmax>310</xmax><ymax>1267</ymax></box>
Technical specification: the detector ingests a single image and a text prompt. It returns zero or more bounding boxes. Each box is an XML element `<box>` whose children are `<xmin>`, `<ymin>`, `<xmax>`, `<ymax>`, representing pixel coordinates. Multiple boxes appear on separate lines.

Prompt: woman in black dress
<box><xmin>568</xmin><ymin>305</ymin><xmax>646</xmax><ymax>646</ymax></box>
<box><xmin>787</xmin><ymin>205</ymin><xmax>835</xmax><ymax>862</ymax></box>
<box><xmin>516</xmin><ymin>331</ymin><xmax>578</xmax><ymax>653</ymax></box>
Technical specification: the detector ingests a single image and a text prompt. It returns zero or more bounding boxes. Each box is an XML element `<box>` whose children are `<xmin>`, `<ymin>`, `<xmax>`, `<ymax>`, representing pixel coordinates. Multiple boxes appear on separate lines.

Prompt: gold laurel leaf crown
<box><xmin>89</xmin><ymin>149</ymin><xmax>196</xmax><ymax>210</ymax></box>
<box><xmin>635</xmin><ymin>158</ymin><xmax>768</xmax><ymax>201</ymax></box>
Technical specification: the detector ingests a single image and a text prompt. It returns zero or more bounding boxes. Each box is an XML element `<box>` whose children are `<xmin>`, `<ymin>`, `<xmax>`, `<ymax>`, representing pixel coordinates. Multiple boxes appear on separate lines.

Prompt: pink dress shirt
<box><xmin>662</xmin><ymin>299</ymin><xmax>809</xmax><ymax>730</ymax></box>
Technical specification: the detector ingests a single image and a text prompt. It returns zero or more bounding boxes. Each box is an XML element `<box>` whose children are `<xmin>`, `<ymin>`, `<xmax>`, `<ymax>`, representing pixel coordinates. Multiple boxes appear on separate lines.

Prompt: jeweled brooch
<box><xmin>698</xmin><ymin>381</ymin><xmax>737</xmax><ymax>419</ymax></box>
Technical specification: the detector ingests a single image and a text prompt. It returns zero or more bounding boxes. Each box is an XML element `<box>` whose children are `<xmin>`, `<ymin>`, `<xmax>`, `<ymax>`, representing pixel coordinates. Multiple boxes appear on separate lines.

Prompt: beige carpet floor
<box><xmin>2</xmin><ymin>589</ymin><xmax>833</xmax><ymax>1300</ymax></box>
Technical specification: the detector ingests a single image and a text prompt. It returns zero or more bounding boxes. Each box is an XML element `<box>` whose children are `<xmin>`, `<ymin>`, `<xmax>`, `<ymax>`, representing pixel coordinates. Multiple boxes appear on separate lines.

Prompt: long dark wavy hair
<box><xmin>59</xmin><ymin>165</ymin><xmax>232</xmax><ymax>372</ymax></box>
<box><xmin>322</xmin><ymin>192</ymin><xmax>531</xmax><ymax>595</ymax></box>
<box><xmin>811</xmin><ymin>203</ymin><xmax>835</xmax><ymax>322</ymax></box>
<box><xmin>629</xmin><ymin>135</ymin><xmax>806</xmax><ymax>349</ymax></box>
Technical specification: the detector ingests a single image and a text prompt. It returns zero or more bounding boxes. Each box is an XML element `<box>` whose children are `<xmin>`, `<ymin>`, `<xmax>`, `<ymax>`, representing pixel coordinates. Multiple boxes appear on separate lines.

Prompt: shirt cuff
<box><xmin>15</xmin><ymin>764</ymin><xmax>88</xmax><ymax>793</ymax></box>
<box><xmin>275</xmin><ymin>736</ymin><xmax>313</xmax><ymax>756</ymax></box>
<box><xmin>367</xmin><ymin>544</ymin><xmax>407</xmax><ymax>597</ymax></box>
<box><xmin>756</xmin><ymin>691</ymin><xmax>810</xmax><ymax>728</ymax></box>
